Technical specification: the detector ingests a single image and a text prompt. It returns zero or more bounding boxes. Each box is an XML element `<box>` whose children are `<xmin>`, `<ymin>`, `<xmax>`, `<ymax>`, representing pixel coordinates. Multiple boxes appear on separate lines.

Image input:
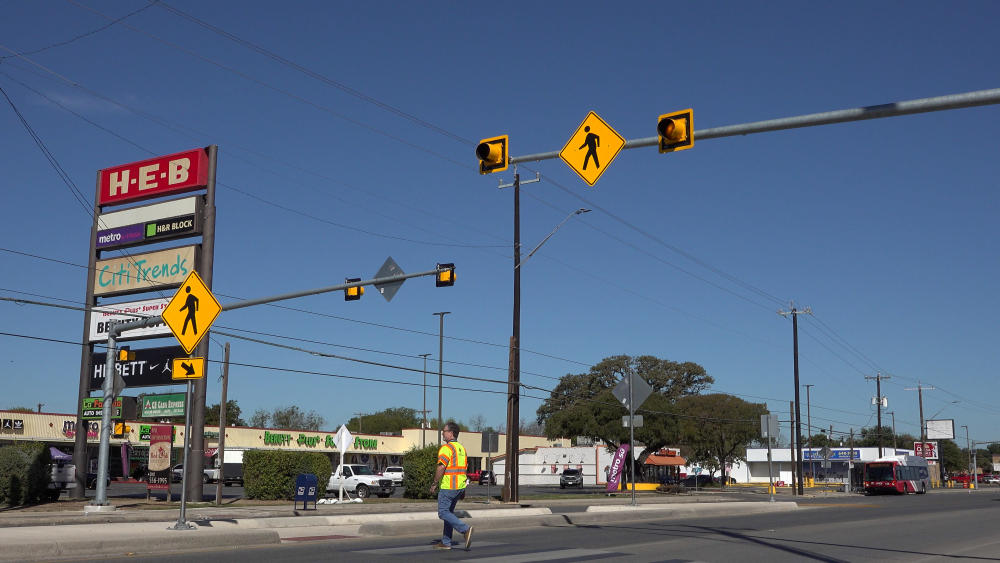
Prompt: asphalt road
<box><xmin>79</xmin><ymin>489</ymin><xmax>1000</xmax><ymax>562</ymax></box>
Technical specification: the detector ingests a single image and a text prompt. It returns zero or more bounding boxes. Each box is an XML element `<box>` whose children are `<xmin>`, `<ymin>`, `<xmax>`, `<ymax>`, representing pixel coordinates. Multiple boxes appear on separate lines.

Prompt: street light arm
<box><xmin>515</xmin><ymin>208</ymin><xmax>590</xmax><ymax>269</ymax></box>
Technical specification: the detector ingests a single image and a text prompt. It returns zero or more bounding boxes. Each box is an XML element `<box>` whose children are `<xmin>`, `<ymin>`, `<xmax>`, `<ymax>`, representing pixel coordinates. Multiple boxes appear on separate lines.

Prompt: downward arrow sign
<box><xmin>181</xmin><ymin>362</ymin><xmax>195</xmax><ymax>375</ymax></box>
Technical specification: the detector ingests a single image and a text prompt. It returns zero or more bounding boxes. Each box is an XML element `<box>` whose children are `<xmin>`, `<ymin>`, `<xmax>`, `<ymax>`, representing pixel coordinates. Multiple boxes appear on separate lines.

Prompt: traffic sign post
<box><xmin>162</xmin><ymin>270</ymin><xmax>222</xmax><ymax>354</ymax></box>
<box><xmin>171</xmin><ymin>357</ymin><xmax>205</xmax><ymax>380</ymax></box>
<box><xmin>559</xmin><ymin>111</ymin><xmax>626</xmax><ymax>186</ymax></box>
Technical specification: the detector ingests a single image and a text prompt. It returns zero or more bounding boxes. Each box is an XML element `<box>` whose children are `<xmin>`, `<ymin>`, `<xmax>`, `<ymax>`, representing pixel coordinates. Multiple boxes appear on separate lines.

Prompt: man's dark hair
<box><xmin>444</xmin><ymin>421</ymin><xmax>460</xmax><ymax>438</ymax></box>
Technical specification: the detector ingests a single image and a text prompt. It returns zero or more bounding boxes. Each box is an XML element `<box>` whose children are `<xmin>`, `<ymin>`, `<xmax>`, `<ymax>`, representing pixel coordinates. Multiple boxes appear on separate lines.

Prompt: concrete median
<box><xmin>0</xmin><ymin>522</ymin><xmax>281</xmax><ymax>562</ymax></box>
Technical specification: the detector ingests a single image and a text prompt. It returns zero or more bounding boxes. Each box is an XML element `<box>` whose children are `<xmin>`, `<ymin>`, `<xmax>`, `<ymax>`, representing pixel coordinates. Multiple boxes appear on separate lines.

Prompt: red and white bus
<box><xmin>863</xmin><ymin>455</ymin><xmax>930</xmax><ymax>494</ymax></box>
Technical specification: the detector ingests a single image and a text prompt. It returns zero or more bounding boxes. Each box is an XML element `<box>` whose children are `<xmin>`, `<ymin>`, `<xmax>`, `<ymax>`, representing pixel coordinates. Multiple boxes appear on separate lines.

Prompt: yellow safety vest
<box><xmin>438</xmin><ymin>440</ymin><xmax>468</xmax><ymax>490</ymax></box>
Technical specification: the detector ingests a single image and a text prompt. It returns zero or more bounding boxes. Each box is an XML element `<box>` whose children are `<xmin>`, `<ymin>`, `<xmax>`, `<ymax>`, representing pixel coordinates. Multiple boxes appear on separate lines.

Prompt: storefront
<box><xmin>0</xmin><ymin>410</ymin><xmax>565</xmax><ymax>479</ymax></box>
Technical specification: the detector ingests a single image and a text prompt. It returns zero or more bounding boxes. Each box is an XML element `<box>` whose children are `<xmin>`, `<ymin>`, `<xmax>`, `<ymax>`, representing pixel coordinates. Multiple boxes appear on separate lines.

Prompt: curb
<box><xmin>0</xmin><ymin>527</ymin><xmax>280</xmax><ymax>562</ymax></box>
<box><xmin>359</xmin><ymin>514</ymin><xmax>570</xmax><ymax>537</ymax></box>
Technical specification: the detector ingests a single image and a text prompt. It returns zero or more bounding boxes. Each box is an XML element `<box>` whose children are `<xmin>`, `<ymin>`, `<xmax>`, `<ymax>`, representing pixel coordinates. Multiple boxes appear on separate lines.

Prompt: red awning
<box><xmin>644</xmin><ymin>455</ymin><xmax>686</xmax><ymax>466</ymax></box>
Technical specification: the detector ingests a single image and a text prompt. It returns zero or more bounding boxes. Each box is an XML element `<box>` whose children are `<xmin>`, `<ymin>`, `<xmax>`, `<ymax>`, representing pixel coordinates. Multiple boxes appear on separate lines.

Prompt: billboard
<box><xmin>914</xmin><ymin>441</ymin><xmax>939</xmax><ymax>459</ymax></box>
<box><xmin>98</xmin><ymin>148</ymin><xmax>209</xmax><ymax>207</ymax></box>
<box><xmin>926</xmin><ymin>419</ymin><xmax>955</xmax><ymax>440</ymax></box>
<box><xmin>93</xmin><ymin>245</ymin><xmax>195</xmax><ymax>297</ymax></box>
<box><xmin>90</xmin><ymin>345</ymin><xmax>186</xmax><ymax>391</ymax></box>
<box><xmin>96</xmin><ymin>196</ymin><xmax>202</xmax><ymax>250</ymax></box>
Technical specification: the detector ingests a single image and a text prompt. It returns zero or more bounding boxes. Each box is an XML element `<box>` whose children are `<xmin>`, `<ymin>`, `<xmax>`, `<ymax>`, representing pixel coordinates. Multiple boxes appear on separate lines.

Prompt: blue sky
<box><xmin>1</xmin><ymin>1</ymin><xmax>997</xmax><ymax>446</ymax></box>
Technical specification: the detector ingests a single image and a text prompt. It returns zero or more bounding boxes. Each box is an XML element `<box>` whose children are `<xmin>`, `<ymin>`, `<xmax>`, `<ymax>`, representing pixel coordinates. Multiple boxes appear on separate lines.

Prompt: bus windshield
<box><xmin>866</xmin><ymin>463</ymin><xmax>895</xmax><ymax>481</ymax></box>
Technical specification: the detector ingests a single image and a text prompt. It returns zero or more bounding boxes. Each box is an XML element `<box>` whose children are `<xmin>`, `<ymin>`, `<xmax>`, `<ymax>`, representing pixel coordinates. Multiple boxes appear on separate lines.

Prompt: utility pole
<box><xmin>905</xmin><ymin>382</ymin><xmax>934</xmax><ymax>442</ymax></box>
<box><xmin>866</xmin><ymin>373</ymin><xmax>890</xmax><ymax>457</ymax></box>
<box><xmin>849</xmin><ymin>428</ymin><xmax>855</xmax><ymax>492</ymax></box>
<box><xmin>789</xmin><ymin>401</ymin><xmax>796</xmax><ymax>495</ymax></box>
<box><xmin>498</xmin><ymin>169</ymin><xmax>538</xmax><ymax>504</ymax></box>
<box><xmin>353</xmin><ymin>412</ymin><xmax>366</xmax><ymax>434</ymax></box>
<box><xmin>215</xmin><ymin>342</ymin><xmax>230</xmax><ymax>505</ymax></box>
<box><xmin>804</xmin><ymin>384</ymin><xmax>814</xmax><ymax>481</ymax></box>
<box><xmin>779</xmin><ymin>305</ymin><xmax>810</xmax><ymax>495</ymax></box>
<box><xmin>419</xmin><ymin>353</ymin><xmax>431</xmax><ymax>448</ymax></box>
<box><xmin>433</xmin><ymin>312</ymin><xmax>450</xmax><ymax>446</ymax></box>
<box><xmin>888</xmin><ymin>411</ymin><xmax>897</xmax><ymax>450</ymax></box>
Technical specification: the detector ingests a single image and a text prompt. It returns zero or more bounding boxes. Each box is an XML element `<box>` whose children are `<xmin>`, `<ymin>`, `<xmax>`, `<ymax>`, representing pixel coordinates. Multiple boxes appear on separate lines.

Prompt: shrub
<box><xmin>0</xmin><ymin>442</ymin><xmax>52</xmax><ymax>506</ymax></box>
<box><xmin>243</xmin><ymin>450</ymin><xmax>331</xmax><ymax>500</ymax></box>
<box><xmin>656</xmin><ymin>484</ymin><xmax>685</xmax><ymax>494</ymax></box>
<box><xmin>401</xmin><ymin>444</ymin><xmax>439</xmax><ymax>499</ymax></box>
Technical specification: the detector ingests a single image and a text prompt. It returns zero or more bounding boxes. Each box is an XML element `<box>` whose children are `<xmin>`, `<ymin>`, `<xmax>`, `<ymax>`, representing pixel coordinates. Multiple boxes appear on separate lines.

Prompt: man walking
<box><xmin>429</xmin><ymin>421</ymin><xmax>473</xmax><ymax>550</ymax></box>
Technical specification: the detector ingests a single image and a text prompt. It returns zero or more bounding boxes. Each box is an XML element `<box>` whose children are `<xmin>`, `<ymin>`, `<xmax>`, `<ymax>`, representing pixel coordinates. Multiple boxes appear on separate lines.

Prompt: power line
<box><xmin>154</xmin><ymin>1</ymin><xmax>475</xmax><ymax>146</ymax></box>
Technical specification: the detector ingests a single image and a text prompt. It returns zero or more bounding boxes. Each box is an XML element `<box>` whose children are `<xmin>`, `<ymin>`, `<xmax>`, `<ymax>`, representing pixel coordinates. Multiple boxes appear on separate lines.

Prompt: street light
<box><xmin>433</xmin><ymin>312</ymin><xmax>450</xmax><ymax>446</ymax></box>
<box><xmin>962</xmin><ymin>424</ymin><xmax>971</xmax><ymax>485</ymax></box>
<box><xmin>515</xmin><ymin>208</ymin><xmax>591</xmax><ymax>269</ymax></box>
<box><xmin>418</xmin><ymin>353</ymin><xmax>431</xmax><ymax>447</ymax></box>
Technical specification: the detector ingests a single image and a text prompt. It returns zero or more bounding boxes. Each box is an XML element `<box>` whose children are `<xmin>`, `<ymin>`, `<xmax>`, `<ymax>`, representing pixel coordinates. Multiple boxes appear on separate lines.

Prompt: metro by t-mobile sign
<box><xmin>98</xmin><ymin>148</ymin><xmax>210</xmax><ymax>206</ymax></box>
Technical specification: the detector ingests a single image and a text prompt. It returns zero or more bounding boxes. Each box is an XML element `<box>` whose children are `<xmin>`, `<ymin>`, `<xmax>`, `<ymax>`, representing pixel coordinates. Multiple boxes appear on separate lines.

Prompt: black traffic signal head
<box><xmin>657</xmin><ymin>109</ymin><xmax>694</xmax><ymax>153</ymax></box>
<box><xmin>344</xmin><ymin>278</ymin><xmax>364</xmax><ymax>301</ymax></box>
<box><xmin>476</xmin><ymin>135</ymin><xmax>509</xmax><ymax>174</ymax></box>
<box><xmin>436</xmin><ymin>263</ymin><xmax>455</xmax><ymax>287</ymax></box>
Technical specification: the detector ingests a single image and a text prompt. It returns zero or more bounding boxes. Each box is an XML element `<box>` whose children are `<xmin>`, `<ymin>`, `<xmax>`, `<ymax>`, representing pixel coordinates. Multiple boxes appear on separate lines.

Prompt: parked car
<box><xmin>681</xmin><ymin>475</ymin><xmax>715</xmax><ymax>487</ymax></box>
<box><xmin>466</xmin><ymin>469</ymin><xmax>482</xmax><ymax>482</ymax></box>
<box><xmin>560</xmin><ymin>468</ymin><xmax>584</xmax><ymax>488</ymax></box>
<box><xmin>479</xmin><ymin>470</ymin><xmax>497</xmax><ymax>486</ymax></box>
<box><xmin>327</xmin><ymin>464</ymin><xmax>395</xmax><ymax>498</ymax></box>
<box><xmin>171</xmin><ymin>463</ymin><xmax>214</xmax><ymax>483</ymax></box>
<box><xmin>222</xmin><ymin>462</ymin><xmax>244</xmax><ymax>487</ymax></box>
<box><xmin>382</xmin><ymin>466</ymin><xmax>404</xmax><ymax>486</ymax></box>
<box><xmin>85</xmin><ymin>472</ymin><xmax>111</xmax><ymax>490</ymax></box>
<box><xmin>984</xmin><ymin>475</ymin><xmax>1000</xmax><ymax>484</ymax></box>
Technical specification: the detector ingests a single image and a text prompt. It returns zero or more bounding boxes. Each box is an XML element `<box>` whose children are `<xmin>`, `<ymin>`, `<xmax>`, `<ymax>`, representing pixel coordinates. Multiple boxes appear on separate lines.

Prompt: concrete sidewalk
<box><xmin>0</xmin><ymin>494</ymin><xmax>799</xmax><ymax>561</ymax></box>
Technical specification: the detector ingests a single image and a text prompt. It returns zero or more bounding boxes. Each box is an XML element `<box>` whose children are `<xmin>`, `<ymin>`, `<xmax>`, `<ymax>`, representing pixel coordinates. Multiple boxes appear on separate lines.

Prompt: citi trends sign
<box><xmin>98</xmin><ymin>148</ymin><xmax>209</xmax><ymax>207</ymax></box>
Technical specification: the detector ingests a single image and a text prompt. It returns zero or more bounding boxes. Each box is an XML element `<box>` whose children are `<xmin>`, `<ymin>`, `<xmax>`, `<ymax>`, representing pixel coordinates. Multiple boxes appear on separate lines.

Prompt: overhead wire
<box><xmin>1</xmin><ymin>6</ymin><xmax>961</xmax><ymax>421</ymax></box>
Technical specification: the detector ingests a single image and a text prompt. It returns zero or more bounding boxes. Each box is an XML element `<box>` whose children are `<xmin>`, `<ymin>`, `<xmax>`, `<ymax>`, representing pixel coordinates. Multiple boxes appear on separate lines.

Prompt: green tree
<box><xmin>346</xmin><ymin>407</ymin><xmax>421</xmax><ymax>435</ymax></box>
<box><xmin>677</xmin><ymin>394</ymin><xmax>767</xmax><ymax>486</ymax></box>
<box><xmin>939</xmin><ymin>439</ymin><xmax>965</xmax><ymax>473</ymax></box>
<box><xmin>537</xmin><ymin>355</ymin><xmax>712</xmax><ymax>464</ymax></box>
<box><xmin>248</xmin><ymin>406</ymin><xmax>325</xmax><ymax>430</ymax></box>
<box><xmin>204</xmin><ymin>400</ymin><xmax>246</xmax><ymax>427</ymax></box>
<box><xmin>6</xmin><ymin>406</ymin><xmax>34</xmax><ymax>413</ymax></box>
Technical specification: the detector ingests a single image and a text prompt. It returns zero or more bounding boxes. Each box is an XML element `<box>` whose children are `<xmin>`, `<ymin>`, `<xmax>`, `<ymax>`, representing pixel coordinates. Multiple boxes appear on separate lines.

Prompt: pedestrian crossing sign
<box><xmin>559</xmin><ymin>111</ymin><xmax>626</xmax><ymax>186</ymax></box>
<box><xmin>162</xmin><ymin>270</ymin><xmax>221</xmax><ymax>354</ymax></box>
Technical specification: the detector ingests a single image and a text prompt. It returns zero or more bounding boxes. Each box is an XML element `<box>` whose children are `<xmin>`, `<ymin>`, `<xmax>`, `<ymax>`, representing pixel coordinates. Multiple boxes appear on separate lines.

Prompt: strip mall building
<box><xmin>0</xmin><ymin>410</ymin><xmax>565</xmax><ymax>477</ymax></box>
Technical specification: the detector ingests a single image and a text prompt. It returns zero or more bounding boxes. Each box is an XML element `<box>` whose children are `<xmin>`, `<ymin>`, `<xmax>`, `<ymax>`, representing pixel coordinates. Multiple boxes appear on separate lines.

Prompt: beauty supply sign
<box><xmin>88</xmin><ymin>298</ymin><xmax>171</xmax><ymax>342</ymax></box>
<box><xmin>98</xmin><ymin>148</ymin><xmax>209</xmax><ymax>207</ymax></box>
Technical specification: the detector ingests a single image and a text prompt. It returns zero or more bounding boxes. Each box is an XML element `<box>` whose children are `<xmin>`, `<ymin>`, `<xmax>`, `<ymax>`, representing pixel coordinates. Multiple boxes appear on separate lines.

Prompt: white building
<box><xmin>732</xmin><ymin>447</ymin><xmax>923</xmax><ymax>484</ymax></box>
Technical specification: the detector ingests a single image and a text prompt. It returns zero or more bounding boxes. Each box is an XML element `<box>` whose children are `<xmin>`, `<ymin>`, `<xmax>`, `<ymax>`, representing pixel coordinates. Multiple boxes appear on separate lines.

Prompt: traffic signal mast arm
<box><xmin>504</xmin><ymin>88</ymin><xmax>1000</xmax><ymax>164</ymax></box>
<box><xmin>221</xmin><ymin>265</ymin><xmax>453</xmax><ymax>311</ymax></box>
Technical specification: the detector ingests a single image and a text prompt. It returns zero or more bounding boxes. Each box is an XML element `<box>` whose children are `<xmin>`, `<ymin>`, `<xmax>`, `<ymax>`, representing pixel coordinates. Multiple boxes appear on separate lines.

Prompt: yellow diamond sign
<box><xmin>559</xmin><ymin>111</ymin><xmax>626</xmax><ymax>186</ymax></box>
<box><xmin>172</xmin><ymin>357</ymin><xmax>205</xmax><ymax>380</ymax></box>
<box><xmin>162</xmin><ymin>270</ymin><xmax>221</xmax><ymax>354</ymax></box>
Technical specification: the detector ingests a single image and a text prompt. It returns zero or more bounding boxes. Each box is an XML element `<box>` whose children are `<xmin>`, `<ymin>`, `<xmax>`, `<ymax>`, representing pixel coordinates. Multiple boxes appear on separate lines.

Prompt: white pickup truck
<box><xmin>327</xmin><ymin>464</ymin><xmax>395</xmax><ymax>498</ymax></box>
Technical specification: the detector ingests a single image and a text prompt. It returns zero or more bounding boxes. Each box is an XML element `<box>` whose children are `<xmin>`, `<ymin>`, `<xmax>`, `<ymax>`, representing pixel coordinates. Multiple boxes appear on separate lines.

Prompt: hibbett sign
<box><xmin>99</xmin><ymin>148</ymin><xmax>209</xmax><ymax>206</ymax></box>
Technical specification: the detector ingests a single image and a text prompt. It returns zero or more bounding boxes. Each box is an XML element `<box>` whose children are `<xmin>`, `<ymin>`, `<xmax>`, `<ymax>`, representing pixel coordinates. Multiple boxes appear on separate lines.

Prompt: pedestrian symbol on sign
<box><xmin>579</xmin><ymin>126</ymin><xmax>600</xmax><ymax>170</ymax></box>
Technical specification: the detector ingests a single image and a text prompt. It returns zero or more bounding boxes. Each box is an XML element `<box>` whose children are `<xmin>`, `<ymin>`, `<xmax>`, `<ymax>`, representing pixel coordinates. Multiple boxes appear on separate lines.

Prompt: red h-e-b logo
<box><xmin>99</xmin><ymin>148</ymin><xmax>209</xmax><ymax>206</ymax></box>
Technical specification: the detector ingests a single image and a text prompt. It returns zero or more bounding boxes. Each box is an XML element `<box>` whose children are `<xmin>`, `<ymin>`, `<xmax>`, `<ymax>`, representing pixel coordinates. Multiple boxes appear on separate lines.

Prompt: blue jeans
<box><xmin>437</xmin><ymin>488</ymin><xmax>469</xmax><ymax>545</ymax></box>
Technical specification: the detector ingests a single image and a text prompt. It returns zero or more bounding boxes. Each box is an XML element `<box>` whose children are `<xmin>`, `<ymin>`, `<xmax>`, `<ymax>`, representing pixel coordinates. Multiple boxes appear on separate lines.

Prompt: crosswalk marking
<box><xmin>459</xmin><ymin>548</ymin><xmax>620</xmax><ymax>562</ymax></box>
<box><xmin>355</xmin><ymin>541</ymin><xmax>505</xmax><ymax>555</ymax></box>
